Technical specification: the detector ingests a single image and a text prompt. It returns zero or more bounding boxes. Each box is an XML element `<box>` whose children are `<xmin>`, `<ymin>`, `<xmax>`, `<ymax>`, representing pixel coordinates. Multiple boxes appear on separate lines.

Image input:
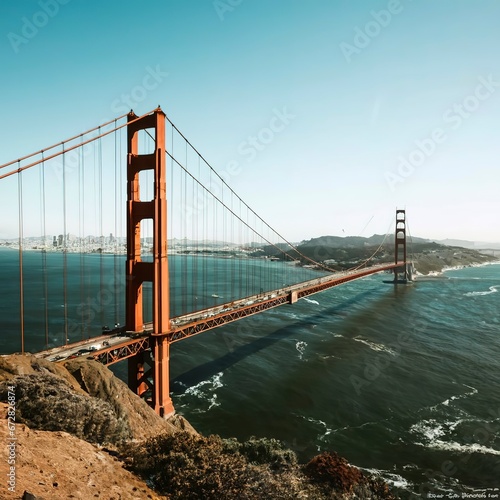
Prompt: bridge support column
<box><xmin>153</xmin><ymin>336</ymin><xmax>174</xmax><ymax>417</ymax></box>
<box><xmin>128</xmin><ymin>351</ymin><xmax>149</xmax><ymax>397</ymax></box>
<box><xmin>394</xmin><ymin>209</ymin><xmax>408</xmax><ymax>283</ymax></box>
<box><xmin>126</xmin><ymin>107</ymin><xmax>173</xmax><ymax>416</ymax></box>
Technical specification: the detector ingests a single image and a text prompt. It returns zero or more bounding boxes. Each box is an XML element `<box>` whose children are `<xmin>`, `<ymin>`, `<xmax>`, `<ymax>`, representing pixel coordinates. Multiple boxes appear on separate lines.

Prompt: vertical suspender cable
<box><xmin>78</xmin><ymin>141</ymin><xmax>85</xmax><ymax>340</ymax></box>
<box><xmin>114</xmin><ymin>122</ymin><xmax>119</xmax><ymax>324</ymax></box>
<box><xmin>181</xmin><ymin>156</ymin><xmax>186</xmax><ymax>315</ymax></box>
<box><xmin>79</xmin><ymin>138</ymin><xmax>84</xmax><ymax>339</ymax></box>
<box><xmin>18</xmin><ymin>166</ymin><xmax>25</xmax><ymax>353</ymax></box>
<box><xmin>170</xmin><ymin>125</ymin><xmax>175</xmax><ymax>317</ymax></box>
<box><xmin>98</xmin><ymin>128</ymin><xmax>104</xmax><ymax>328</ymax></box>
<box><xmin>202</xmin><ymin>156</ymin><xmax>207</xmax><ymax>310</ymax></box>
<box><xmin>40</xmin><ymin>152</ymin><xmax>49</xmax><ymax>347</ymax></box>
<box><xmin>213</xmin><ymin>169</ymin><xmax>217</xmax><ymax>302</ymax></box>
<box><xmin>118</xmin><ymin>125</ymin><xmax>123</xmax><ymax>324</ymax></box>
<box><xmin>182</xmin><ymin>142</ymin><xmax>193</xmax><ymax>312</ymax></box>
<box><xmin>62</xmin><ymin>143</ymin><xmax>68</xmax><ymax>343</ymax></box>
<box><xmin>185</xmin><ymin>143</ymin><xmax>190</xmax><ymax>312</ymax></box>
<box><xmin>81</xmin><ymin>136</ymin><xmax>88</xmax><ymax>337</ymax></box>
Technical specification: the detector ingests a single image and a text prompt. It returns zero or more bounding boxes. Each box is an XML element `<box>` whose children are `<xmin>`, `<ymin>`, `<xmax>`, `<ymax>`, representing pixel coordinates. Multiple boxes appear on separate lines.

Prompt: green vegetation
<box><xmin>123</xmin><ymin>432</ymin><xmax>399</xmax><ymax>500</ymax></box>
<box><xmin>256</xmin><ymin>236</ymin><xmax>497</xmax><ymax>275</ymax></box>
<box><xmin>0</xmin><ymin>373</ymin><xmax>131</xmax><ymax>445</ymax></box>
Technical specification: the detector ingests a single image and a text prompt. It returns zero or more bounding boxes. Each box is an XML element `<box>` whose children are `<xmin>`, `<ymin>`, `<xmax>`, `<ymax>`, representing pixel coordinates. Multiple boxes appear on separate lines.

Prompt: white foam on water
<box><xmin>423</xmin><ymin>440</ymin><xmax>500</xmax><ymax>456</ymax></box>
<box><xmin>430</xmin><ymin>384</ymin><xmax>478</xmax><ymax>411</ymax></box>
<box><xmin>302</xmin><ymin>297</ymin><xmax>319</xmax><ymax>305</ymax></box>
<box><xmin>353</xmin><ymin>336</ymin><xmax>396</xmax><ymax>356</ymax></box>
<box><xmin>173</xmin><ymin>380</ymin><xmax>188</xmax><ymax>388</ymax></box>
<box><xmin>361</xmin><ymin>467</ymin><xmax>412</xmax><ymax>489</ymax></box>
<box><xmin>304</xmin><ymin>416</ymin><xmax>333</xmax><ymax>442</ymax></box>
<box><xmin>179</xmin><ymin>372</ymin><xmax>224</xmax><ymax>413</ymax></box>
<box><xmin>410</xmin><ymin>419</ymin><xmax>446</xmax><ymax>441</ymax></box>
<box><xmin>410</xmin><ymin>416</ymin><xmax>479</xmax><ymax>442</ymax></box>
<box><xmin>296</xmin><ymin>340</ymin><xmax>307</xmax><ymax>360</ymax></box>
<box><xmin>464</xmin><ymin>286</ymin><xmax>499</xmax><ymax>296</ymax></box>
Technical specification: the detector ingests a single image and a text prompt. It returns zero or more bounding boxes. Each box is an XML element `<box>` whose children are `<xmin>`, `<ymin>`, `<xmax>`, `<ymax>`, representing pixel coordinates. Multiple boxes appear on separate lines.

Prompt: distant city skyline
<box><xmin>1</xmin><ymin>1</ymin><xmax>499</xmax><ymax>243</ymax></box>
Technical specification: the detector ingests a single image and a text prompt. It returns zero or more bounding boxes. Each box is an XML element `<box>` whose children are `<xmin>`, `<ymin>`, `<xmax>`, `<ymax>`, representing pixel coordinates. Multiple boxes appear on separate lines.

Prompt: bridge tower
<box><xmin>126</xmin><ymin>107</ymin><xmax>174</xmax><ymax>417</ymax></box>
<box><xmin>394</xmin><ymin>209</ymin><xmax>410</xmax><ymax>283</ymax></box>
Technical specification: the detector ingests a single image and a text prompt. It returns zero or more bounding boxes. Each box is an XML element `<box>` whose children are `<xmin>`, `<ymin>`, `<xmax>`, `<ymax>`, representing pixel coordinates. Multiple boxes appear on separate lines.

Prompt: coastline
<box><xmin>414</xmin><ymin>259</ymin><xmax>500</xmax><ymax>279</ymax></box>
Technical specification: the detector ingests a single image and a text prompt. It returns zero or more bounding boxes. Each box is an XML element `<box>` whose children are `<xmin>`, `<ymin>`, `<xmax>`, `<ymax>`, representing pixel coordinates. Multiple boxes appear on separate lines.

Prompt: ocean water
<box><xmin>1</xmin><ymin>247</ymin><xmax>499</xmax><ymax>497</ymax></box>
<box><xmin>169</xmin><ymin>263</ymin><xmax>500</xmax><ymax>497</ymax></box>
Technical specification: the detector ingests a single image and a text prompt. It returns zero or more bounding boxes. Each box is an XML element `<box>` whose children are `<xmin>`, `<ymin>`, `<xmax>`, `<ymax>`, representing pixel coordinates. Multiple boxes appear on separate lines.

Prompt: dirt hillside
<box><xmin>0</xmin><ymin>354</ymin><xmax>195</xmax><ymax>499</ymax></box>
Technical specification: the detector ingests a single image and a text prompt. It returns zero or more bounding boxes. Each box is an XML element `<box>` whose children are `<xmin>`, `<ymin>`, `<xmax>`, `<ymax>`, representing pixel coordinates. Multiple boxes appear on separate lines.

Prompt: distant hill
<box><xmin>300</xmin><ymin>234</ymin><xmax>430</xmax><ymax>249</ymax></box>
<box><xmin>433</xmin><ymin>238</ymin><xmax>500</xmax><ymax>250</ymax></box>
<box><xmin>254</xmin><ymin>234</ymin><xmax>498</xmax><ymax>274</ymax></box>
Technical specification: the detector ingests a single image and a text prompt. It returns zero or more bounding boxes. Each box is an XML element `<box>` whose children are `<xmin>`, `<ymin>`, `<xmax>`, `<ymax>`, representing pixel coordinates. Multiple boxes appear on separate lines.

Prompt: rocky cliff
<box><xmin>0</xmin><ymin>354</ymin><xmax>400</xmax><ymax>499</ymax></box>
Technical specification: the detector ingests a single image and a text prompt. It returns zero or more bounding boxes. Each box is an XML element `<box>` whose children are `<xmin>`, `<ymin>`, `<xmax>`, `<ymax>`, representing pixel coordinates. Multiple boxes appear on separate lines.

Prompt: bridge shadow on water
<box><xmin>171</xmin><ymin>285</ymin><xmax>401</xmax><ymax>394</ymax></box>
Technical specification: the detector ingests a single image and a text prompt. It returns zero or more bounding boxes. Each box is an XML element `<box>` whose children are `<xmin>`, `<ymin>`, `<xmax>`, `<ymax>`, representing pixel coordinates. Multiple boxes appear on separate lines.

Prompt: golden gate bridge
<box><xmin>0</xmin><ymin>107</ymin><xmax>411</xmax><ymax>417</ymax></box>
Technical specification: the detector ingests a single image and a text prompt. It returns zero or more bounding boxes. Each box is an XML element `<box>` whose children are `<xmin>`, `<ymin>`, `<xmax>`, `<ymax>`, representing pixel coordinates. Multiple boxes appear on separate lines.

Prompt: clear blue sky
<box><xmin>1</xmin><ymin>0</ymin><xmax>499</xmax><ymax>242</ymax></box>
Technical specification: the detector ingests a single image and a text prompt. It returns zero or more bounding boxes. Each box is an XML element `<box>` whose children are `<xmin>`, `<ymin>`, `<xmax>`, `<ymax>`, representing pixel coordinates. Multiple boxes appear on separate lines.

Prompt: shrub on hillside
<box><xmin>305</xmin><ymin>452</ymin><xmax>399</xmax><ymax>499</ymax></box>
<box><xmin>223</xmin><ymin>436</ymin><xmax>297</xmax><ymax>470</ymax></box>
<box><xmin>0</xmin><ymin>374</ymin><xmax>131</xmax><ymax>445</ymax></box>
<box><xmin>125</xmin><ymin>431</ymin><xmax>313</xmax><ymax>499</ymax></box>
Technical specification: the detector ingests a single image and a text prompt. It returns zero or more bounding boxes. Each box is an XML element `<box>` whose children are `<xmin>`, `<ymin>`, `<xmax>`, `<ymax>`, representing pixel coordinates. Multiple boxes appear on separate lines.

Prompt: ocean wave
<box><xmin>419</xmin><ymin>440</ymin><xmax>500</xmax><ymax>456</ymax></box>
<box><xmin>177</xmin><ymin>372</ymin><xmax>224</xmax><ymax>413</ymax></box>
<box><xmin>312</xmin><ymin>418</ymin><xmax>385</xmax><ymax>439</ymax></box>
<box><xmin>361</xmin><ymin>467</ymin><xmax>412</xmax><ymax>489</ymax></box>
<box><xmin>303</xmin><ymin>416</ymin><xmax>333</xmax><ymax>443</ymax></box>
<box><xmin>409</xmin><ymin>412</ymin><xmax>500</xmax><ymax>456</ymax></box>
<box><xmin>353</xmin><ymin>337</ymin><xmax>396</xmax><ymax>356</ymax></box>
<box><xmin>296</xmin><ymin>341</ymin><xmax>307</xmax><ymax>360</ymax></box>
<box><xmin>302</xmin><ymin>297</ymin><xmax>320</xmax><ymax>305</ymax></box>
<box><xmin>430</xmin><ymin>384</ymin><xmax>478</xmax><ymax>411</ymax></box>
<box><xmin>464</xmin><ymin>286</ymin><xmax>499</xmax><ymax>297</ymax></box>
<box><xmin>410</xmin><ymin>418</ymin><xmax>446</xmax><ymax>441</ymax></box>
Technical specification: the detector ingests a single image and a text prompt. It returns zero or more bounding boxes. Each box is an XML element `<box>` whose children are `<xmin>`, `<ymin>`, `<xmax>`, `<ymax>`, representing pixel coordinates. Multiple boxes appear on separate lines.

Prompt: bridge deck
<box><xmin>36</xmin><ymin>261</ymin><xmax>405</xmax><ymax>365</ymax></box>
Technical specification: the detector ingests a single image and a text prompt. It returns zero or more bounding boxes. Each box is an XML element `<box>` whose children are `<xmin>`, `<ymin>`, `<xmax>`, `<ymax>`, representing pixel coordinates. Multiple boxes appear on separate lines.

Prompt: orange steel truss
<box><xmin>126</xmin><ymin>108</ymin><xmax>173</xmax><ymax>417</ymax></box>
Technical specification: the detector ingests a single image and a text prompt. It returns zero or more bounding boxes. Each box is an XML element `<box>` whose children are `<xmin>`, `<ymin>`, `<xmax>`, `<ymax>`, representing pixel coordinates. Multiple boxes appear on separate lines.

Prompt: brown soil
<box><xmin>0</xmin><ymin>402</ymin><xmax>165</xmax><ymax>499</ymax></box>
<box><xmin>0</xmin><ymin>354</ymin><xmax>196</xmax><ymax>500</ymax></box>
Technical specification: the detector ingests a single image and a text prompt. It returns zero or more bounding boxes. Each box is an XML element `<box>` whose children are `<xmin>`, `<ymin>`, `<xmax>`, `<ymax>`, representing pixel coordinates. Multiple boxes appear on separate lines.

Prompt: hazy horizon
<box><xmin>1</xmin><ymin>1</ymin><xmax>499</xmax><ymax>243</ymax></box>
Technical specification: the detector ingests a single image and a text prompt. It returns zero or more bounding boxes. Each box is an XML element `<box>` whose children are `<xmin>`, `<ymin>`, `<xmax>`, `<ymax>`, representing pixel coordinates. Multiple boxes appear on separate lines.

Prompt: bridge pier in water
<box><xmin>125</xmin><ymin>107</ymin><xmax>174</xmax><ymax>417</ymax></box>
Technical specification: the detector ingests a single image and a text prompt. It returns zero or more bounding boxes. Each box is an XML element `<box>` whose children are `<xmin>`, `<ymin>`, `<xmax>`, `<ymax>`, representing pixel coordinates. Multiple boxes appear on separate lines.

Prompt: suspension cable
<box><xmin>0</xmin><ymin>110</ymin><xmax>158</xmax><ymax>180</ymax></box>
<box><xmin>167</xmin><ymin>149</ymin><xmax>339</xmax><ymax>273</ymax></box>
<box><xmin>349</xmin><ymin>220</ymin><xmax>394</xmax><ymax>271</ymax></box>
<box><xmin>0</xmin><ymin>112</ymin><xmax>130</xmax><ymax>171</ymax></box>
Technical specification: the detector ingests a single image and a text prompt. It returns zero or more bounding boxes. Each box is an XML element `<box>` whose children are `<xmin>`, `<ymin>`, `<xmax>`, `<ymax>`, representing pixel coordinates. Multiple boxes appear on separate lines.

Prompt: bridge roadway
<box><xmin>36</xmin><ymin>261</ymin><xmax>404</xmax><ymax>366</ymax></box>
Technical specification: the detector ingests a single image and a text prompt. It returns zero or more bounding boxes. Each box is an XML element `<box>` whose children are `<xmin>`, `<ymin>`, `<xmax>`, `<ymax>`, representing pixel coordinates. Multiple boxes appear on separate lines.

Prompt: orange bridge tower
<box><xmin>126</xmin><ymin>108</ymin><xmax>173</xmax><ymax>417</ymax></box>
<box><xmin>394</xmin><ymin>209</ymin><xmax>411</xmax><ymax>283</ymax></box>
